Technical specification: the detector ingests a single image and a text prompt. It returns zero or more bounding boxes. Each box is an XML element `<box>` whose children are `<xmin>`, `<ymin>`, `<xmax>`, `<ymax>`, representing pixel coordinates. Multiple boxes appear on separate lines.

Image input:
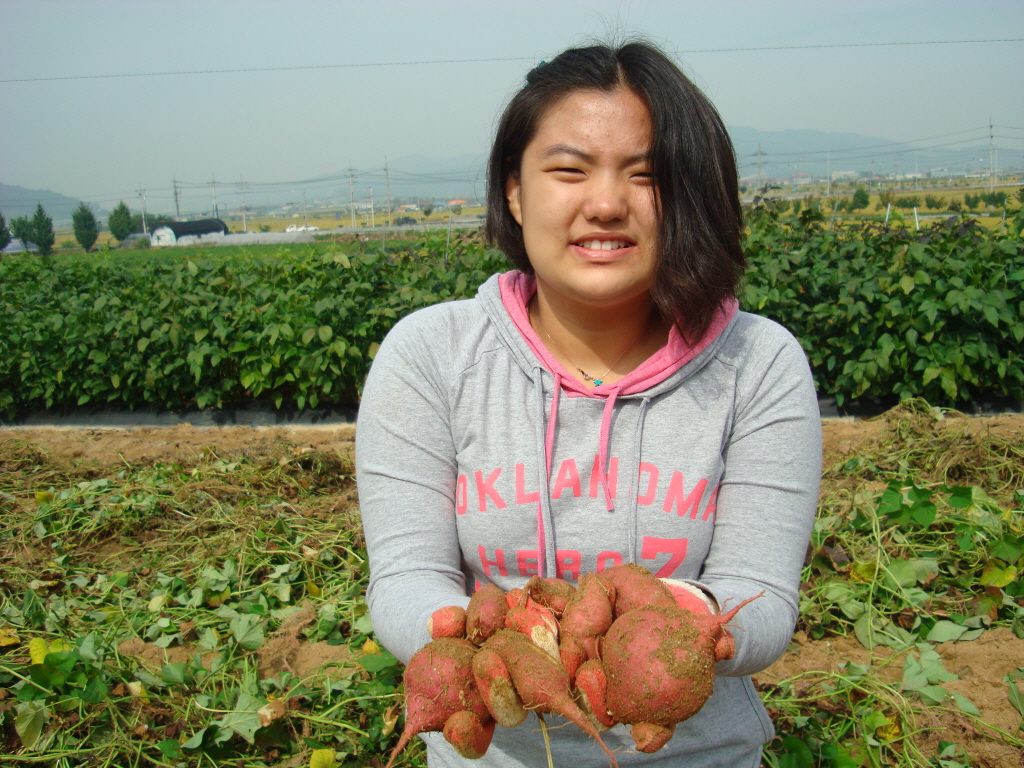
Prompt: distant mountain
<box><xmin>6</xmin><ymin>125</ymin><xmax>1009</xmax><ymax>221</ymax></box>
<box><xmin>0</xmin><ymin>183</ymin><xmax>93</xmax><ymax>225</ymax></box>
<box><xmin>727</xmin><ymin>127</ymin><xmax>1002</xmax><ymax>183</ymax></box>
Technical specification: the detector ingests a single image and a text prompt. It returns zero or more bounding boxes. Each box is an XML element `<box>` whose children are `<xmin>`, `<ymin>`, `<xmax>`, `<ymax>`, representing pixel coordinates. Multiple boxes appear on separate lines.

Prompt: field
<box><xmin>42</xmin><ymin>186</ymin><xmax>1019</xmax><ymax>252</ymax></box>
<box><xmin>1</xmin><ymin>404</ymin><xmax>1023</xmax><ymax>767</ymax></box>
<box><xmin>2</xmin><ymin>203</ymin><xmax>1022</xmax><ymax>767</ymax></box>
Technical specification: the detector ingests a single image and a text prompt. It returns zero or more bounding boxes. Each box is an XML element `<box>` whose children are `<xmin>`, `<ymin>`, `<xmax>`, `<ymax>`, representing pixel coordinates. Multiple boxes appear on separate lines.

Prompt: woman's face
<box><xmin>506</xmin><ymin>87</ymin><xmax>658</xmax><ymax>314</ymax></box>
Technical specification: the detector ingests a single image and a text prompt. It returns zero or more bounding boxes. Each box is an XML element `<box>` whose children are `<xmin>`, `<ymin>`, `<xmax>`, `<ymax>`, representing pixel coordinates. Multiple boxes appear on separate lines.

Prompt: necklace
<box><xmin>531</xmin><ymin>305</ymin><xmax>647</xmax><ymax>387</ymax></box>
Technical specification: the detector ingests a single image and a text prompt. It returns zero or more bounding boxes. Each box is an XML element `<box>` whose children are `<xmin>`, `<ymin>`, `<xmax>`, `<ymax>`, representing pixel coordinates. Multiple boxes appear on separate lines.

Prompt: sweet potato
<box><xmin>559</xmin><ymin>572</ymin><xmax>613</xmax><ymax>638</ymax></box>
<box><xmin>472</xmin><ymin>646</ymin><xmax>527</xmax><ymax>728</ymax></box>
<box><xmin>483</xmin><ymin>630</ymin><xmax>619</xmax><ymax>768</ymax></box>
<box><xmin>630</xmin><ymin>722</ymin><xmax>675</xmax><ymax>753</ymax></box>
<box><xmin>574</xmin><ymin>659</ymin><xmax>616</xmax><ymax>729</ymax></box>
<box><xmin>384</xmin><ymin>638</ymin><xmax>492</xmax><ymax>768</ymax></box>
<box><xmin>558</xmin><ymin>633</ymin><xmax>588</xmax><ymax>684</ymax></box>
<box><xmin>599</xmin><ymin>563</ymin><xmax>677</xmax><ymax>618</ymax></box>
<box><xmin>504</xmin><ymin>605</ymin><xmax>559</xmax><ymax>659</ymax></box>
<box><xmin>427</xmin><ymin>605</ymin><xmax>467</xmax><ymax>640</ymax></box>
<box><xmin>525</xmin><ymin>576</ymin><xmax>577</xmax><ymax>615</ymax></box>
<box><xmin>598</xmin><ymin>593</ymin><xmax>763</xmax><ymax>751</ymax></box>
<box><xmin>466</xmin><ymin>583</ymin><xmax>508</xmax><ymax>644</ymax></box>
<box><xmin>601</xmin><ymin>605</ymin><xmax>712</xmax><ymax>728</ymax></box>
<box><xmin>442</xmin><ymin>710</ymin><xmax>496</xmax><ymax>759</ymax></box>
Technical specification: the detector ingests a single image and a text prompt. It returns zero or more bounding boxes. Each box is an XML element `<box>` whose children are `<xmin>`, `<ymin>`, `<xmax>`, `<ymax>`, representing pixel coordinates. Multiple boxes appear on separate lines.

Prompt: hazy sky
<box><xmin>1</xmin><ymin>0</ymin><xmax>1022</xmax><ymax>215</ymax></box>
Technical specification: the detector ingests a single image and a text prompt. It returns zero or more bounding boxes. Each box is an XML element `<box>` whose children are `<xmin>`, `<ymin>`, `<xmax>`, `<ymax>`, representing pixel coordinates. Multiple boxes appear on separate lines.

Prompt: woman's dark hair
<box><xmin>485</xmin><ymin>41</ymin><xmax>745</xmax><ymax>344</ymax></box>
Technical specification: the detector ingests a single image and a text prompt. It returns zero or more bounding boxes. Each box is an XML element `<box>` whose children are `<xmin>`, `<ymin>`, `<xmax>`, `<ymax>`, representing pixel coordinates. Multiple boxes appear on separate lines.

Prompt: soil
<box><xmin>3</xmin><ymin>414</ymin><xmax>1023</xmax><ymax>762</ymax></box>
<box><xmin>3</xmin><ymin>413</ymin><xmax>1022</xmax><ymax>471</ymax></box>
<box><xmin>755</xmin><ymin>629</ymin><xmax>1024</xmax><ymax>768</ymax></box>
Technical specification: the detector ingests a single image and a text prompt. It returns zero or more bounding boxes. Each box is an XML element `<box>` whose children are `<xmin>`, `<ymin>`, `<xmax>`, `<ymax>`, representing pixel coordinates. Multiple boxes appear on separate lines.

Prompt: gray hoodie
<box><xmin>356</xmin><ymin>271</ymin><xmax>822</xmax><ymax>767</ymax></box>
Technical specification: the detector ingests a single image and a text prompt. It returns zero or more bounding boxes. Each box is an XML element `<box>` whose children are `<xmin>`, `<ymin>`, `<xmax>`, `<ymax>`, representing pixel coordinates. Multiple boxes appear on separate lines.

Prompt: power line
<box><xmin>3</xmin><ymin>39</ymin><xmax>1021</xmax><ymax>83</ymax></box>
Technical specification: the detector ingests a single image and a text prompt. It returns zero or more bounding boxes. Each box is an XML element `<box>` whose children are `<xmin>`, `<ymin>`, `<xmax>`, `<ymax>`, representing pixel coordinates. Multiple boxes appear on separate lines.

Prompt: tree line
<box><xmin>0</xmin><ymin>199</ymin><xmax>175</xmax><ymax>255</ymax></box>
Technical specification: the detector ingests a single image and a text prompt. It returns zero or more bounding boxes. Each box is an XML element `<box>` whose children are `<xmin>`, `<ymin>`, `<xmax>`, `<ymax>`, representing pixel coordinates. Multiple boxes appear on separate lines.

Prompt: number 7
<box><xmin>640</xmin><ymin>537</ymin><xmax>689</xmax><ymax>577</ymax></box>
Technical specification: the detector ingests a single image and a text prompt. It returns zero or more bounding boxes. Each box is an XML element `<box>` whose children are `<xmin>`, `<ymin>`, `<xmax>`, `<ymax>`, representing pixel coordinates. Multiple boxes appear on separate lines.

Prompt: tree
<box><xmin>850</xmin><ymin>187</ymin><xmax>870</xmax><ymax>211</ymax></box>
<box><xmin>129</xmin><ymin>212</ymin><xmax>173</xmax><ymax>233</ymax></box>
<box><xmin>72</xmin><ymin>203</ymin><xmax>98</xmax><ymax>252</ymax></box>
<box><xmin>108</xmin><ymin>201</ymin><xmax>133</xmax><ymax>241</ymax></box>
<box><xmin>10</xmin><ymin>216</ymin><xmax>32</xmax><ymax>250</ymax></box>
<box><xmin>0</xmin><ymin>211</ymin><xmax>10</xmax><ymax>252</ymax></box>
<box><xmin>31</xmin><ymin>204</ymin><xmax>55</xmax><ymax>256</ymax></box>
<box><xmin>422</xmin><ymin>204</ymin><xmax>434</xmax><ymax>219</ymax></box>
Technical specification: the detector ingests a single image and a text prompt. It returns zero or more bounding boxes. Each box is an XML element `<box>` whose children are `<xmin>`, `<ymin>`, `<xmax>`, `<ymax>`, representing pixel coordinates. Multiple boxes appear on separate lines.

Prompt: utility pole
<box><xmin>384</xmin><ymin>156</ymin><xmax>392</xmax><ymax>227</ymax></box>
<box><xmin>138</xmin><ymin>185</ymin><xmax>148</xmax><ymax>235</ymax></box>
<box><xmin>172</xmin><ymin>176</ymin><xmax>181</xmax><ymax>220</ymax></box>
<box><xmin>756</xmin><ymin>143</ymin><xmax>763</xmax><ymax>191</ymax></box>
<box><xmin>239</xmin><ymin>177</ymin><xmax>247</xmax><ymax>232</ymax></box>
<box><xmin>302</xmin><ymin>190</ymin><xmax>308</xmax><ymax>228</ymax></box>
<box><xmin>212</xmin><ymin>174</ymin><xmax>219</xmax><ymax>219</ymax></box>
<box><xmin>369</xmin><ymin>187</ymin><xmax>375</xmax><ymax>228</ymax></box>
<box><xmin>826</xmin><ymin>149</ymin><xmax>831</xmax><ymax>197</ymax></box>
<box><xmin>347</xmin><ymin>164</ymin><xmax>356</xmax><ymax>227</ymax></box>
<box><xmin>989</xmin><ymin>118</ymin><xmax>995</xmax><ymax>192</ymax></box>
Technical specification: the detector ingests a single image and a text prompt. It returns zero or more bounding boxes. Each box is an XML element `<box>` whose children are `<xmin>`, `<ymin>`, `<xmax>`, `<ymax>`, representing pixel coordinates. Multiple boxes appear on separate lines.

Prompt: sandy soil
<box><xmin>2</xmin><ymin>413</ymin><xmax>1022</xmax><ymax>469</ymax></box>
<box><xmin>3</xmin><ymin>414</ymin><xmax>1022</xmax><ymax>764</ymax></box>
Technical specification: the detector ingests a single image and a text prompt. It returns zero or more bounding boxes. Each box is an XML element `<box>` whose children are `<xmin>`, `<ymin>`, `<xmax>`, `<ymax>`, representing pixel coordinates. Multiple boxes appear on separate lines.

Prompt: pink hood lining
<box><xmin>499</xmin><ymin>270</ymin><xmax>738</xmax><ymax>396</ymax></box>
<box><xmin>497</xmin><ymin>270</ymin><xmax>738</xmax><ymax>578</ymax></box>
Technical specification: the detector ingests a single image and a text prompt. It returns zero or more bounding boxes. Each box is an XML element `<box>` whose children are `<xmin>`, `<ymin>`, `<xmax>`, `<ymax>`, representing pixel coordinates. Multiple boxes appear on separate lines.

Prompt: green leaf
<box><xmin>946</xmin><ymin>486</ymin><xmax>974</xmax><ymax>509</ymax></box>
<box><xmin>884</xmin><ymin>559</ymin><xmax>917</xmax><ymax>588</ymax></box>
<box><xmin>310</xmin><ymin>748</ymin><xmax>339</xmax><ymax>768</ymax></box>
<box><xmin>181</xmin><ymin>727</ymin><xmax>210</xmax><ymax>750</ymax></box>
<box><xmin>854</xmin><ymin>612</ymin><xmax>913</xmax><ymax>650</ymax></box>
<box><xmin>318</xmin><ymin>325</ymin><xmax>333</xmax><ymax>343</ymax></box>
<box><xmin>980</xmin><ymin>560</ymin><xmax>1018</xmax><ymax>588</ymax></box>
<box><xmin>926</xmin><ymin>620</ymin><xmax>969</xmax><ymax>643</ymax></box>
<box><xmin>951</xmin><ymin>691</ymin><xmax>980</xmax><ymax>716</ymax></box>
<box><xmin>162</xmin><ymin>662</ymin><xmax>188</xmax><ymax>685</ymax></box>
<box><xmin>156</xmin><ymin>739</ymin><xmax>185</xmax><ymax>759</ymax></box>
<box><xmin>899</xmin><ymin>275</ymin><xmax>915</xmax><ymax>294</ymax></box>
<box><xmin>302</xmin><ymin>328</ymin><xmax>316</xmax><ymax>345</ymax></box>
<box><xmin>230</xmin><ymin>614</ymin><xmax>265</xmax><ymax>651</ymax></box>
<box><xmin>80</xmin><ymin>673</ymin><xmax>109</xmax><ymax>704</ymax></box>
<box><xmin>358</xmin><ymin>650</ymin><xmax>399</xmax><ymax>672</ymax></box>
<box><xmin>215</xmin><ymin>691</ymin><xmax>265</xmax><ymax>744</ymax></box>
<box><xmin>14</xmin><ymin>701</ymin><xmax>49</xmax><ymax>749</ymax></box>
<box><xmin>779</xmin><ymin>735</ymin><xmax>815</xmax><ymax>767</ymax></box>
<box><xmin>917</xmin><ymin>684</ymin><xmax>951</xmax><ymax>705</ymax></box>
<box><xmin>1007</xmin><ymin>675</ymin><xmax>1024</xmax><ymax>718</ymax></box>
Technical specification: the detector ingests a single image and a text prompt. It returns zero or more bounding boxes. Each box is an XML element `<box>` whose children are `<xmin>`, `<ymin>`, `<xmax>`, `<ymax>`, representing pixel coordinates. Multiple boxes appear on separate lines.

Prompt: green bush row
<box><xmin>743</xmin><ymin>207</ymin><xmax>1024</xmax><ymax>406</ymax></box>
<box><xmin>0</xmin><ymin>236</ymin><xmax>509</xmax><ymax>415</ymax></box>
<box><xmin>1</xmin><ymin>212</ymin><xmax>1022</xmax><ymax>415</ymax></box>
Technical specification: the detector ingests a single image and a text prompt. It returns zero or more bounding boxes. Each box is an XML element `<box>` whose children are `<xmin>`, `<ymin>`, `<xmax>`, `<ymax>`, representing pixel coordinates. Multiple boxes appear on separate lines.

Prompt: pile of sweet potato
<box><xmin>383</xmin><ymin>563</ymin><xmax>761</xmax><ymax>768</ymax></box>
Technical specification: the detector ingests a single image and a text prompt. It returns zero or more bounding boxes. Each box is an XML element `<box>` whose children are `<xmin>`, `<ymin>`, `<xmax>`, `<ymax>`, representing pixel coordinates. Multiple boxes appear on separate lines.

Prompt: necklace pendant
<box><xmin>593</xmin><ymin>379</ymin><xmax>603</xmax><ymax>386</ymax></box>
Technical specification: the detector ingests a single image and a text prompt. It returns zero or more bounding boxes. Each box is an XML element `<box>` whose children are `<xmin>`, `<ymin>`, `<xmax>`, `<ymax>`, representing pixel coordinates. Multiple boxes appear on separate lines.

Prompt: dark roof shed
<box><xmin>156</xmin><ymin>219</ymin><xmax>227</xmax><ymax>237</ymax></box>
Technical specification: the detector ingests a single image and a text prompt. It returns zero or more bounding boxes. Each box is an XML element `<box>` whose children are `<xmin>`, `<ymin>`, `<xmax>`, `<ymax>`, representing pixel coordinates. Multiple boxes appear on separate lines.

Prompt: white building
<box><xmin>150</xmin><ymin>219</ymin><xmax>228</xmax><ymax>247</ymax></box>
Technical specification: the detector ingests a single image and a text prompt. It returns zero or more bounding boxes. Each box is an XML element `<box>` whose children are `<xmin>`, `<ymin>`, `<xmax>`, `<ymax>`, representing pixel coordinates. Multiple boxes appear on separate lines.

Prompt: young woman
<box><xmin>357</xmin><ymin>41</ymin><xmax>822</xmax><ymax>767</ymax></box>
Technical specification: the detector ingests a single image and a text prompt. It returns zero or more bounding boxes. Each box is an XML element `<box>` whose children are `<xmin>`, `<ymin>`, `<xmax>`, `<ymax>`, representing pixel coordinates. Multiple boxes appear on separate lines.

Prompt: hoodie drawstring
<box><xmin>534</xmin><ymin>372</ymin><xmax>562</xmax><ymax>578</ymax></box>
<box><xmin>597</xmin><ymin>387</ymin><xmax>621</xmax><ymax>511</ymax></box>
<box><xmin>627</xmin><ymin>396</ymin><xmax>652</xmax><ymax>563</ymax></box>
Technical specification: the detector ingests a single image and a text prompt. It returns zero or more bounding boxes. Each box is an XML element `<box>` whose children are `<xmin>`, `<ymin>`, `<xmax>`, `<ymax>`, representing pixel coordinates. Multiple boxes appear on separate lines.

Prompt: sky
<box><xmin>1</xmin><ymin>0</ymin><xmax>1022</xmax><ymax>216</ymax></box>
